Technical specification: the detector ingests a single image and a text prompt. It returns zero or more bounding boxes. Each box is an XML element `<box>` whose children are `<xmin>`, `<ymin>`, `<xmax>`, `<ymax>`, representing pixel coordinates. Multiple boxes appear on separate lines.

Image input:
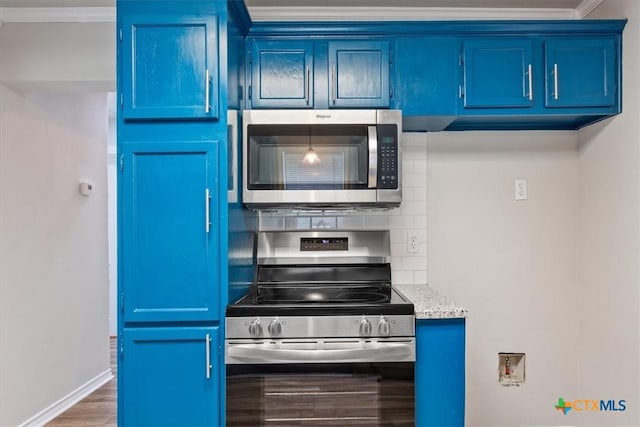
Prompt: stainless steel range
<box><xmin>225</xmin><ymin>230</ymin><xmax>415</xmax><ymax>426</ymax></box>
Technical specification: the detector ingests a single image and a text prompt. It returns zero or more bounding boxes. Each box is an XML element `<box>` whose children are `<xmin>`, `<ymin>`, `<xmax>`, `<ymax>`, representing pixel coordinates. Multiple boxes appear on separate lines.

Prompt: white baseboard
<box><xmin>19</xmin><ymin>369</ymin><xmax>114</xmax><ymax>427</ymax></box>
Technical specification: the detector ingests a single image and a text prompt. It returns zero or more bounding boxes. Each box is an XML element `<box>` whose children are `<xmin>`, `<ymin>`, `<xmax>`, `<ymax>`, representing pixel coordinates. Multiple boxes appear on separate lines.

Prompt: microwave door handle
<box><xmin>367</xmin><ymin>126</ymin><xmax>378</xmax><ymax>188</ymax></box>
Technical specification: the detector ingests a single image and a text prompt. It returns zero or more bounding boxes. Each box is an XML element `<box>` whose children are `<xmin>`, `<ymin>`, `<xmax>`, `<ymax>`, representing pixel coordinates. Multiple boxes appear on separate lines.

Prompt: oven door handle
<box><xmin>227</xmin><ymin>342</ymin><xmax>414</xmax><ymax>364</ymax></box>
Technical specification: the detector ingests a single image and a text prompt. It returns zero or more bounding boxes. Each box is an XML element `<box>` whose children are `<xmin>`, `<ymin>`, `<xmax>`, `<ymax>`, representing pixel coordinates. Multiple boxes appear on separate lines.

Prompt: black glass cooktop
<box><xmin>255</xmin><ymin>283</ymin><xmax>391</xmax><ymax>305</ymax></box>
<box><xmin>227</xmin><ymin>264</ymin><xmax>414</xmax><ymax>316</ymax></box>
<box><xmin>227</xmin><ymin>283</ymin><xmax>413</xmax><ymax>317</ymax></box>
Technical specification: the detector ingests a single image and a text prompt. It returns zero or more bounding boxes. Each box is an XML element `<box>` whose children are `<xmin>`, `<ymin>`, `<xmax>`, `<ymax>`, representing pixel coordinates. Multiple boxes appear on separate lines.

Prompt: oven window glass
<box><xmin>227</xmin><ymin>362</ymin><xmax>414</xmax><ymax>426</ymax></box>
<box><xmin>247</xmin><ymin>124</ymin><xmax>369</xmax><ymax>190</ymax></box>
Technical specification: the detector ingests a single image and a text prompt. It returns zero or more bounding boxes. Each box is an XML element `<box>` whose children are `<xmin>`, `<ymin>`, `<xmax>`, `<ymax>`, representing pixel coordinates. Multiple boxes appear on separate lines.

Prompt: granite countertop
<box><xmin>394</xmin><ymin>284</ymin><xmax>468</xmax><ymax>319</ymax></box>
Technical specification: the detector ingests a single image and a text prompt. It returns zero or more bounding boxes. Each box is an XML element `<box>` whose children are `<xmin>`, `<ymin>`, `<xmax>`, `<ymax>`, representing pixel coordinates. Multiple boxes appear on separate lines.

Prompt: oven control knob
<box><xmin>359</xmin><ymin>317</ymin><xmax>372</xmax><ymax>337</ymax></box>
<box><xmin>248</xmin><ymin>318</ymin><xmax>263</xmax><ymax>338</ymax></box>
<box><xmin>268</xmin><ymin>319</ymin><xmax>283</xmax><ymax>337</ymax></box>
<box><xmin>378</xmin><ymin>316</ymin><xmax>391</xmax><ymax>337</ymax></box>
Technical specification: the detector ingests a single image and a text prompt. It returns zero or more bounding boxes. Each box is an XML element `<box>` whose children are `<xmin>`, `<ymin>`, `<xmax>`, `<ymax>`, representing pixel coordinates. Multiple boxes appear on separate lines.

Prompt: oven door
<box><xmin>226</xmin><ymin>338</ymin><xmax>415</xmax><ymax>426</ymax></box>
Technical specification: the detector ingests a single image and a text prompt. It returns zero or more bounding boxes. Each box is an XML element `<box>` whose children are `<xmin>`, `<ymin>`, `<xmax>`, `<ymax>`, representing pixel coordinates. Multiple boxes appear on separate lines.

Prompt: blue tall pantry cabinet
<box><xmin>117</xmin><ymin>0</ymin><xmax>231</xmax><ymax>425</ymax></box>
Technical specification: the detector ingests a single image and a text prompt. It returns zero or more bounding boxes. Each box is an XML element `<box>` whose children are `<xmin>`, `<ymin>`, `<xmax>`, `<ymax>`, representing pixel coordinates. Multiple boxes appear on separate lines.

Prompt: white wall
<box><xmin>258</xmin><ymin>133</ymin><xmax>428</xmax><ymax>285</ymax></box>
<box><xmin>574</xmin><ymin>1</ymin><xmax>640</xmax><ymax>425</ymax></box>
<box><xmin>426</xmin><ymin>131</ymin><xmax>581</xmax><ymax>426</ymax></box>
<box><xmin>107</xmin><ymin>94</ymin><xmax>117</xmax><ymax>336</ymax></box>
<box><xmin>0</xmin><ymin>85</ymin><xmax>110</xmax><ymax>426</ymax></box>
<box><xmin>0</xmin><ymin>22</ymin><xmax>115</xmax><ymax>92</ymax></box>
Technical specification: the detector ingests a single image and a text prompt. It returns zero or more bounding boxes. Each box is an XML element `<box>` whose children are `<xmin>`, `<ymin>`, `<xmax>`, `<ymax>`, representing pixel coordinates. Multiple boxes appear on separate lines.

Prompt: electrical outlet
<box><xmin>407</xmin><ymin>233</ymin><xmax>419</xmax><ymax>254</ymax></box>
<box><xmin>515</xmin><ymin>178</ymin><xmax>527</xmax><ymax>201</ymax></box>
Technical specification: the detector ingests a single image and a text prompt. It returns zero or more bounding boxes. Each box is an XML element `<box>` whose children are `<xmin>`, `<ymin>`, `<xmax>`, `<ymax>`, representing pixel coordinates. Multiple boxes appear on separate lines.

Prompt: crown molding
<box><xmin>576</xmin><ymin>0</ymin><xmax>605</xmax><ymax>18</ymax></box>
<box><xmin>247</xmin><ymin>6</ymin><xmax>580</xmax><ymax>22</ymax></box>
<box><xmin>0</xmin><ymin>7</ymin><xmax>115</xmax><ymax>23</ymax></box>
<box><xmin>0</xmin><ymin>3</ymin><xmax>596</xmax><ymax>24</ymax></box>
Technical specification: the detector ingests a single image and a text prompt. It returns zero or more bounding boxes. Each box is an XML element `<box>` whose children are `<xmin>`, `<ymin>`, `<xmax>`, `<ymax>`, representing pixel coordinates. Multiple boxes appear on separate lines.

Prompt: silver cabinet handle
<box><xmin>205</xmin><ymin>188</ymin><xmax>211</xmax><ymax>233</ymax></box>
<box><xmin>527</xmin><ymin>64</ymin><xmax>533</xmax><ymax>101</ymax></box>
<box><xmin>553</xmin><ymin>63</ymin><xmax>559</xmax><ymax>100</ymax></box>
<box><xmin>205</xmin><ymin>69</ymin><xmax>211</xmax><ymax>113</ymax></box>
<box><xmin>205</xmin><ymin>333</ymin><xmax>212</xmax><ymax>379</ymax></box>
<box><xmin>305</xmin><ymin>66</ymin><xmax>310</xmax><ymax>105</ymax></box>
<box><xmin>367</xmin><ymin>126</ymin><xmax>377</xmax><ymax>189</ymax></box>
<box><xmin>331</xmin><ymin>65</ymin><xmax>336</xmax><ymax>105</ymax></box>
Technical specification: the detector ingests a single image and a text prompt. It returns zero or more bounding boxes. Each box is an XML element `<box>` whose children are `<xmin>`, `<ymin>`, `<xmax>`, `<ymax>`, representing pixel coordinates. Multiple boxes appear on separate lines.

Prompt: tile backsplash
<box><xmin>258</xmin><ymin>133</ymin><xmax>428</xmax><ymax>285</ymax></box>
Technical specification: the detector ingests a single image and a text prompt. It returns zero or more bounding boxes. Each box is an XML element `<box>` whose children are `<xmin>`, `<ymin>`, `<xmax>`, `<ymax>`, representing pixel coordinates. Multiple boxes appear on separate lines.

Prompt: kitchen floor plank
<box><xmin>46</xmin><ymin>337</ymin><xmax>116</xmax><ymax>427</ymax></box>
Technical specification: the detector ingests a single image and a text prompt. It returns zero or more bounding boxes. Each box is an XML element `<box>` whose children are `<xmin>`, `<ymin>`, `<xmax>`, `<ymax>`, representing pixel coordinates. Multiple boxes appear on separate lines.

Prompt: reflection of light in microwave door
<box><xmin>303</xmin><ymin>130</ymin><xmax>321</xmax><ymax>164</ymax></box>
<box><xmin>302</xmin><ymin>145</ymin><xmax>320</xmax><ymax>164</ymax></box>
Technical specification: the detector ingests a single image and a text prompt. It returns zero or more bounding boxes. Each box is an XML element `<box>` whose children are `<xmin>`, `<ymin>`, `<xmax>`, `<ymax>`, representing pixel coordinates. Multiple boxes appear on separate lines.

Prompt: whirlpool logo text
<box><xmin>555</xmin><ymin>397</ymin><xmax>627</xmax><ymax>415</ymax></box>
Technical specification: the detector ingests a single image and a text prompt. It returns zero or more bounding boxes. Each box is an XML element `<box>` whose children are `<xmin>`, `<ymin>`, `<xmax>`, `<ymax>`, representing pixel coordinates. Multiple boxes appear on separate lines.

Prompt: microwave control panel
<box><xmin>377</xmin><ymin>124</ymin><xmax>399</xmax><ymax>189</ymax></box>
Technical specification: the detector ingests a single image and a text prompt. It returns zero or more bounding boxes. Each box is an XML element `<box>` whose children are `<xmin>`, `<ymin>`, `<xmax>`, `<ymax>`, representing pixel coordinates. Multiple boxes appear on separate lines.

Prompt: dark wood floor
<box><xmin>46</xmin><ymin>337</ymin><xmax>117</xmax><ymax>426</ymax></box>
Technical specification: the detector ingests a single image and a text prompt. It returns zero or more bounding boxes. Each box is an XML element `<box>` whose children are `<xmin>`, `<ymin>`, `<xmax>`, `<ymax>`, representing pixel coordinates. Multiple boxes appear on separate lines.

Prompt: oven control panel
<box><xmin>300</xmin><ymin>237</ymin><xmax>348</xmax><ymax>251</ymax></box>
<box><xmin>227</xmin><ymin>315</ymin><xmax>415</xmax><ymax>339</ymax></box>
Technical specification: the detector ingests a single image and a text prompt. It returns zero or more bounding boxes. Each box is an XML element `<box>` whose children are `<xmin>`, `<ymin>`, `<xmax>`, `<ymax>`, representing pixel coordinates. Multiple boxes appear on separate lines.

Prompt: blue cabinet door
<box><xmin>463</xmin><ymin>39</ymin><xmax>534</xmax><ymax>108</ymax></box>
<box><xmin>545</xmin><ymin>38</ymin><xmax>617</xmax><ymax>108</ymax></box>
<box><xmin>416</xmin><ymin>319</ymin><xmax>465</xmax><ymax>427</ymax></box>
<box><xmin>120</xmin><ymin>142</ymin><xmax>219</xmax><ymax>323</ymax></box>
<box><xmin>120</xmin><ymin>327</ymin><xmax>220</xmax><ymax>427</ymax></box>
<box><xmin>328</xmin><ymin>40</ymin><xmax>390</xmax><ymax>108</ymax></box>
<box><xmin>121</xmin><ymin>14</ymin><xmax>219</xmax><ymax>120</ymax></box>
<box><xmin>250</xmin><ymin>39</ymin><xmax>314</xmax><ymax>108</ymax></box>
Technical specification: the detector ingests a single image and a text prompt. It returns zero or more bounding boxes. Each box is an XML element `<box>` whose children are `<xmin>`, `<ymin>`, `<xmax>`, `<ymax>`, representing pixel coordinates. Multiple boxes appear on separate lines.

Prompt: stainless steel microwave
<box><xmin>242</xmin><ymin>109</ymin><xmax>402</xmax><ymax>208</ymax></box>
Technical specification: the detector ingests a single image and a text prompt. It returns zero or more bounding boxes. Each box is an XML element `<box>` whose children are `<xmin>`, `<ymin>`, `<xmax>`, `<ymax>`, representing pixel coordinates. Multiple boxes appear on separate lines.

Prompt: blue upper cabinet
<box><xmin>250</xmin><ymin>39</ymin><xmax>314</xmax><ymax>108</ymax></box>
<box><xmin>544</xmin><ymin>37</ymin><xmax>617</xmax><ymax>109</ymax></box>
<box><xmin>120</xmin><ymin>327</ymin><xmax>220</xmax><ymax>427</ymax></box>
<box><xmin>462</xmin><ymin>38</ymin><xmax>534</xmax><ymax>109</ymax></box>
<box><xmin>394</xmin><ymin>37</ymin><xmax>458</xmax><ymax>131</ymax></box>
<box><xmin>245</xmin><ymin>20</ymin><xmax>624</xmax><ymax>129</ymax></box>
<box><xmin>328</xmin><ymin>40</ymin><xmax>390</xmax><ymax>108</ymax></box>
<box><xmin>247</xmin><ymin>38</ymin><xmax>390</xmax><ymax>109</ymax></box>
<box><xmin>121</xmin><ymin>14</ymin><xmax>219</xmax><ymax>120</ymax></box>
<box><xmin>120</xmin><ymin>141</ymin><xmax>219</xmax><ymax>323</ymax></box>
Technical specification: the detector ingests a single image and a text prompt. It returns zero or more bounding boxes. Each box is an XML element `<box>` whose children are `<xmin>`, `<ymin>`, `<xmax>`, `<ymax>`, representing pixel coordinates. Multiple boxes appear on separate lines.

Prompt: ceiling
<box><xmin>0</xmin><ymin>0</ymin><xmax>598</xmax><ymax>22</ymax></box>
<box><xmin>0</xmin><ymin>0</ymin><xmax>113</xmax><ymax>6</ymax></box>
<box><xmin>0</xmin><ymin>0</ymin><xmax>583</xmax><ymax>8</ymax></box>
<box><xmin>244</xmin><ymin>0</ymin><xmax>584</xmax><ymax>7</ymax></box>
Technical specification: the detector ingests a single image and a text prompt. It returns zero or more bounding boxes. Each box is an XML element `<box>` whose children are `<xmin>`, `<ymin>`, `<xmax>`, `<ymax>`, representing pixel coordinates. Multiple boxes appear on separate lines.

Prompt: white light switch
<box><xmin>514</xmin><ymin>179</ymin><xmax>527</xmax><ymax>201</ymax></box>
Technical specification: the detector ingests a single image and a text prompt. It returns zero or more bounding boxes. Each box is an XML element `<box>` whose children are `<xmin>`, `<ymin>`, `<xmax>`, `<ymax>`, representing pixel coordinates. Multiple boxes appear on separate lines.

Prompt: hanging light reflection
<box><xmin>303</xmin><ymin>145</ymin><xmax>321</xmax><ymax>164</ymax></box>
<box><xmin>303</xmin><ymin>130</ymin><xmax>320</xmax><ymax>164</ymax></box>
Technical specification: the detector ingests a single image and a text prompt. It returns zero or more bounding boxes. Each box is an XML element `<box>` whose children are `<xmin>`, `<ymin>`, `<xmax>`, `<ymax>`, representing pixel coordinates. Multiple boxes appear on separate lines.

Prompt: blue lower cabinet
<box><xmin>416</xmin><ymin>319</ymin><xmax>465</xmax><ymax>427</ymax></box>
<box><xmin>120</xmin><ymin>327</ymin><xmax>220</xmax><ymax>427</ymax></box>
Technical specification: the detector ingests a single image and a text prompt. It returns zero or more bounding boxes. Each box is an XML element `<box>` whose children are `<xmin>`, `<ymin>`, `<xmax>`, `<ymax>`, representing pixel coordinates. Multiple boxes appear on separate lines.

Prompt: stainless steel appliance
<box><xmin>225</xmin><ymin>230</ymin><xmax>415</xmax><ymax>426</ymax></box>
<box><xmin>243</xmin><ymin>110</ymin><xmax>402</xmax><ymax>208</ymax></box>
